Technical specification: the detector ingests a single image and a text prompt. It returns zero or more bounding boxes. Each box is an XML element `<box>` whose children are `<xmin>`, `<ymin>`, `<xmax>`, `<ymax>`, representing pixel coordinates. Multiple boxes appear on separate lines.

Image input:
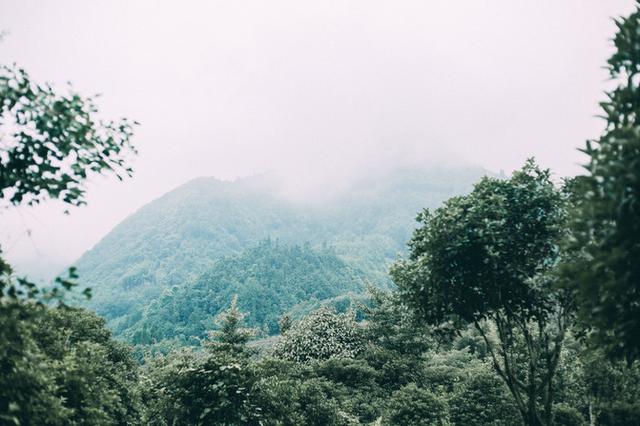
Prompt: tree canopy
<box><xmin>0</xmin><ymin>64</ymin><xmax>136</xmax><ymax>208</ymax></box>
<box><xmin>563</xmin><ymin>3</ymin><xmax>640</xmax><ymax>362</ymax></box>
<box><xmin>392</xmin><ymin>161</ymin><xmax>571</xmax><ymax>426</ymax></box>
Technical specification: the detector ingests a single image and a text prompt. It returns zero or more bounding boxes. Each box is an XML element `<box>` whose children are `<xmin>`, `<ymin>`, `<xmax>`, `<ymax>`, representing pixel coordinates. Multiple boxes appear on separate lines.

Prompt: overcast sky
<box><xmin>0</xmin><ymin>0</ymin><xmax>636</xmax><ymax>277</ymax></box>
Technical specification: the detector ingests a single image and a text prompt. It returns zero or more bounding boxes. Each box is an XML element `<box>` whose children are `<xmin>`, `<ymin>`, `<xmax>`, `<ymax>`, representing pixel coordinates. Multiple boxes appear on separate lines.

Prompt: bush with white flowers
<box><xmin>274</xmin><ymin>307</ymin><xmax>363</xmax><ymax>363</ymax></box>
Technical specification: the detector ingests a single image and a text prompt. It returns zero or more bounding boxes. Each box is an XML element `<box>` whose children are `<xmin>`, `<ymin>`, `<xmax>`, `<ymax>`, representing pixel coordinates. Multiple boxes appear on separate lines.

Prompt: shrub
<box><xmin>598</xmin><ymin>402</ymin><xmax>640</xmax><ymax>426</ymax></box>
<box><xmin>273</xmin><ymin>307</ymin><xmax>363</xmax><ymax>363</ymax></box>
<box><xmin>552</xmin><ymin>403</ymin><xmax>586</xmax><ymax>426</ymax></box>
<box><xmin>139</xmin><ymin>349</ymin><xmax>258</xmax><ymax>425</ymax></box>
<box><xmin>449</xmin><ymin>370</ymin><xmax>522</xmax><ymax>426</ymax></box>
<box><xmin>383</xmin><ymin>383</ymin><xmax>449</xmax><ymax>426</ymax></box>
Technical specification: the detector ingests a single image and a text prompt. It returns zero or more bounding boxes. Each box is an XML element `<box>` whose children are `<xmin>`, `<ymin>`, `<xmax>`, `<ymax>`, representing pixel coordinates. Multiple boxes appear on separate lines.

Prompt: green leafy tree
<box><xmin>274</xmin><ymin>307</ymin><xmax>363</xmax><ymax>363</ymax></box>
<box><xmin>363</xmin><ymin>287</ymin><xmax>434</xmax><ymax>357</ymax></box>
<box><xmin>0</xmin><ymin>64</ymin><xmax>136</xmax><ymax>208</ymax></box>
<box><xmin>0</xmin><ymin>305</ymin><xmax>140</xmax><ymax>425</ymax></box>
<box><xmin>35</xmin><ymin>307</ymin><xmax>141</xmax><ymax>424</ymax></box>
<box><xmin>0</xmin><ymin>59</ymin><xmax>136</xmax><ymax>301</ymax></box>
<box><xmin>551</xmin><ymin>404</ymin><xmax>586</xmax><ymax>426</ymax></box>
<box><xmin>598</xmin><ymin>402</ymin><xmax>640</xmax><ymax>426</ymax></box>
<box><xmin>139</xmin><ymin>302</ymin><xmax>260</xmax><ymax>425</ymax></box>
<box><xmin>312</xmin><ymin>357</ymin><xmax>383</xmax><ymax>422</ymax></box>
<box><xmin>139</xmin><ymin>348</ymin><xmax>259</xmax><ymax>426</ymax></box>
<box><xmin>0</xmin><ymin>59</ymin><xmax>136</xmax><ymax>424</ymax></box>
<box><xmin>249</xmin><ymin>357</ymin><xmax>359</xmax><ymax>425</ymax></box>
<box><xmin>0</xmin><ymin>303</ymin><xmax>69</xmax><ymax>425</ymax></box>
<box><xmin>419</xmin><ymin>349</ymin><xmax>487</xmax><ymax>396</ymax></box>
<box><xmin>578</xmin><ymin>349</ymin><xmax>640</xmax><ymax>424</ymax></box>
<box><xmin>134</xmin><ymin>241</ymin><xmax>364</xmax><ymax>343</ymax></box>
<box><xmin>393</xmin><ymin>161</ymin><xmax>571</xmax><ymax>426</ymax></box>
<box><xmin>449</xmin><ymin>368</ymin><xmax>522</xmax><ymax>426</ymax></box>
<box><xmin>564</xmin><ymin>3</ymin><xmax>640</xmax><ymax>362</ymax></box>
<box><xmin>383</xmin><ymin>383</ymin><xmax>449</xmax><ymax>426</ymax></box>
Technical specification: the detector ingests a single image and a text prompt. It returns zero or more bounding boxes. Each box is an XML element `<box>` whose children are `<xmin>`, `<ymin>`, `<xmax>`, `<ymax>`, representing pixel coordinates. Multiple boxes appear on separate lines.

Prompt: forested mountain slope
<box><xmin>73</xmin><ymin>165</ymin><xmax>490</xmax><ymax>336</ymax></box>
<box><xmin>128</xmin><ymin>241</ymin><xmax>364</xmax><ymax>343</ymax></box>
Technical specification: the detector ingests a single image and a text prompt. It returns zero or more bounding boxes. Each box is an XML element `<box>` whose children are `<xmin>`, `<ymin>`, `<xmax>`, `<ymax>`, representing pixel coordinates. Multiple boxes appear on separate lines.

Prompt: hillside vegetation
<box><xmin>74</xmin><ymin>166</ymin><xmax>488</xmax><ymax>337</ymax></box>
<box><xmin>5</xmin><ymin>3</ymin><xmax>640</xmax><ymax>424</ymax></box>
<box><xmin>127</xmin><ymin>240</ymin><xmax>365</xmax><ymax>344</ymax></box>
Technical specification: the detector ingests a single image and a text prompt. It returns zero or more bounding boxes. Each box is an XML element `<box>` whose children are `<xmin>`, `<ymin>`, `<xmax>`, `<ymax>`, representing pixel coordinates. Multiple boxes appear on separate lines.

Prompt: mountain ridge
<box><xmin>72</xmin><ymin>164</ymin><xmax>491</xmax><ymax>338</ymax></box>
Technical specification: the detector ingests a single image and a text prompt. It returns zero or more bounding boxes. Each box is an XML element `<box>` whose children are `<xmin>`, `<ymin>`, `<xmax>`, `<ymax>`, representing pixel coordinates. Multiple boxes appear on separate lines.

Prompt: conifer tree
<box><xmin>206</xmin><ymin>296</ymin><xmax>255</xmax><ymax>356</ymax></box>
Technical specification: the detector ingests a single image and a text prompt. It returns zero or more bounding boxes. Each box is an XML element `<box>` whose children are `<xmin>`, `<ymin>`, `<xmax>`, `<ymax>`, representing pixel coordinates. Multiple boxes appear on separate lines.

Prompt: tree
<box><xmin>205</xmin><ymin>296</ymin><xmax>255</xmax><ymax>356</ymax></box>
<box><xmin>0</xmin><ymin>305</ymin><xmax>141</xmax><ymax>425</ymax></box>
<box><xmin>139</xmin><ymin>348</ymin><xmax>259</xmax><ymax>425</ymax></box>
<box><xmin>278</xmin><ymin>314</ymin><xmax>292</xmax><ymax>334</ymax></box>
<box><xmin>0</xmin><ymin>303</ymin><xmax>69</xmax><ymax>425</ymax></box>
<box><xmin>0</xmin><ymin>60</ymin><xmax>136</xmax><ymax>302</ymax></box>
<box><xmin>383</xmin><ymin>383</ymin><xmax>449</xmax><ymax>426</ymax></box>
<box><xmin>139</xmin><ymin>300</ymin><xmax>261</xmax><ymax>425</ymax></box>
<box><xmin>249</xmin><ymin>356</ymin><xmax>357</xmax><ymax>425</ymax></box>
<box><xmin>392</xmin><ymin>161</ymin><xmax>571</xmax><ymax>426</ymax></box>
<box><xmin>0</xmin><ymin>58</ymin><xmax>137</xmax><ymax>424</ymax></box>
<box><xmin>564</xmin><ymin>3</ymin><xmax>640</xmax><ymax>362</ymax></box>
<box><xmin>274</xmin><ymin>307</ymin><xmax>363</xmax><ymax>363</ymax></box>
<box><xmin>449</xmin><ymin>368</ymin><xmax>522</xmax><ymax>426</ymax></box>
<box><xmin>579</xmin><ymin>349</ymin><xmax>640</xmax><ymax>425</ymax></box>
<box><xmin>551</xmin><ymin>404</ymin><xmax>586</xmax><ymax>426</ymax></box>
<box><xmin>0</xmin><ymin>64</ymin><xmax>136</xmax><ymax>208</ymax></box>
<box><xmin>362</xmin><ymin>287</ymin><xmax>434</xmax><ymax>357</ymax></box>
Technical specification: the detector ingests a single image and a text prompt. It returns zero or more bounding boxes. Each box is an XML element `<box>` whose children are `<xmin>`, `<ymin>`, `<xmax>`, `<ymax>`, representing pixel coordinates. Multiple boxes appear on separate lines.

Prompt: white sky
<box><xmin>0</xmin><ymin>0</ymin><xmax>636</xmax><ymax>277</ymax></box>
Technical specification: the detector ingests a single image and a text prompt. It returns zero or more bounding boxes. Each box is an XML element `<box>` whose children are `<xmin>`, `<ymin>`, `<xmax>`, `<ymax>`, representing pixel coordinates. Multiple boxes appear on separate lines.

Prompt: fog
<box><xmin>0</xmin><ymin>0</ymin><xmax>636</xmax><ymax>279</ymax></box>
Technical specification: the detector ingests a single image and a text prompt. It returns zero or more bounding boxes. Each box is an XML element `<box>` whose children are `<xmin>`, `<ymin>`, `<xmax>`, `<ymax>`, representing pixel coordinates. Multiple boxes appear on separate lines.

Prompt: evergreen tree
<box><xmin>206</xmin><ymin>296</ymin><xmax>255</xmax><ymax>356</ymax></box>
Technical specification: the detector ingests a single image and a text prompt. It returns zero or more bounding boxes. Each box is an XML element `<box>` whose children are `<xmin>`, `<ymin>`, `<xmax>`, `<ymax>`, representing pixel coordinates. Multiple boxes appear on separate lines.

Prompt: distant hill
<box><xmin>73</xmin><ymin>165</ymin><xmax>490</xmax><ymax>338</ymax></box>
<box><xmin>127</xmin><ymin>241</ymin><xmax>364</xmax><ymax>343</ymax></box>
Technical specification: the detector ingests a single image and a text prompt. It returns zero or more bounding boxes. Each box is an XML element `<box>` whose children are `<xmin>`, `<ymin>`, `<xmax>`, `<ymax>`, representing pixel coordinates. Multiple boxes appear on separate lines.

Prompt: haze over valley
<box><xmin>2</xmin><ymin>2</ymin><xmax>640</xmax><ymax>425</ymax></box>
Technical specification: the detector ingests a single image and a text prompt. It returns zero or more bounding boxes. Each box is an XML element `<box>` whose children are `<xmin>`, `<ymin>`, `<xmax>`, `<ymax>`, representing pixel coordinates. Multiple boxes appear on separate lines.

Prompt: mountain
<box><xmin>73</xmin><ymin>164</ymin><xmax>490</xmax><ymax>338</ymax></box>
<box><xmin>128</xmin><ymin>240</ymin><xmax>364</xmax><ymax>343</ymax></box>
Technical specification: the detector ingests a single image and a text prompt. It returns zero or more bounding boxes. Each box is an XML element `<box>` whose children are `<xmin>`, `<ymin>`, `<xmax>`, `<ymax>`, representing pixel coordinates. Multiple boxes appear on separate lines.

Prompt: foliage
<box><xmin>420</xmin><ymin>349</ymin><xmax>485</xmax><ymax>394</ymax></box>
<box><xmin>278</xmin><ymin>314</ymin><xmax>292</xmax><ymax>334</ymax></box>
<box><xmin>563</xmin><ymin>3</ymin><xmax>640</xmax><ymax>362</ymax></box>
<box><xmin>383</xmin><ymin>383</ymin><xmax>449</xmax><ymax>426</ymax></box>
<box><xmin>273</xmin><ymin>307</ymin><xmax>363</xmax><ymax>363</ymax></box>
<box><xmin>132</xmin><ymin>241</ymin><xmax>364</xmax><ymax>343</ymax></box>
<box><xmin>205</xmin><ymin>296</ymin><xmax>256</xmax><ymax>356</ymax></box>
<box><xmin>5</xmin><ymin>5</ymin><xmax>640</xmax><ymax>422</ymax></box>
<box><xmin>452</xmin><ymin>325</ymin><xmax>489</xmax><ymax>360</ymax></box>
<box><xmin>579</xmin><ymin>349</ymin><xmax>640</xmax><ymax>423</ymax></box>
<box><xmin>598</xmin><ymin>402</ymin><xmax>640</xmax><ymax>426</ymax></box>
<box><xmin>3</xmin><ymin>279</ymin><xmax>637</xmax><ymax>426</ymax></box>
<box><xmin>0</xmin><ymin>60</ymin><xmax>137</xmax><ymax>425</ymax></box>
<box><xmin>71</xmin><ymin>167</ymin><xmax>487</xmax><ymax>334</ymax></box>
<box><xmin>139</xmin><ymin>348</ymin><xmax>258</xmax><ymax>426</ymax></box>
<box><xmin>392</xmin><ymin>161</ymin><xmax>571</xmax><ymax>426</ymax></box>
<box><xmin>449</xmin><ymin>369</ymin><xmax>522</xmax><ymax>426</ymax></box>
<box><xmin>0</xmin><ymin>63</ymin><xmax>136</xmax><ymax>208</ymax></box>
<box><xmin>139</xmin><ymin>304</ymin><xmax>260</xmax><ymax>425</ymax></box>
<box><xmin>0</xmin><ymin>302</ymin><xmax>67</xmax><ymax>425</ymax></box>
<box><xmin>0</xmin><ymin>59</ymin><xmax>135</xmax><ymax>319</ymax></box>
<box><xmin>362</xmin><ymin>287</ymin><xmax>434</xmax><ymax>356</ymax></box>
<box><xmin>551</xmin><ymin>404</ymin><xmax>586</xmax><ymax>426</ymax></box>
<box><xmin>252</xmin><ymin>375</ymin><xmax>349</xmax><ymax>426</ymax></box>
<box><xmin>360</xmin><ymin>345</ymin><xmax>423</xmax><ymax>391</ymax></box>
<box><xmin>393</xmin><ymin>160</ymin><xmax>565</xmax><ymax>326</ymax></box>
<box><xmin>0</xmin><ymin>304</ymin><xmax>140</xmax><ymax>425</ymax></box>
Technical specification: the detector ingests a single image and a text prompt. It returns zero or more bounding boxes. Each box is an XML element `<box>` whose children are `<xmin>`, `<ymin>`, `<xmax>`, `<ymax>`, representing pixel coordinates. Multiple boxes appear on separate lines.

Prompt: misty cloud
<box><xmin>0</xmin><ymin>0</ymin><xmax>635</xmax><ymax>277</ymax></box>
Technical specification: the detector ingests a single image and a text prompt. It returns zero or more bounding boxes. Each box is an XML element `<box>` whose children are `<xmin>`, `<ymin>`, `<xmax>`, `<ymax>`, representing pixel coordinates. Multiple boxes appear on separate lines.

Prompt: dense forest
<box><xmin>2</xmin><ymin>3</ymin><xmax>640</xmax><ymax>426</ymax></box>
<box><xmin>74</xmin><ymin>165</ymin><xmax>487</xmax><ymax>336</ymax></box>
<box><xmin>128</xmin><ymin>240</ymin><xmax>366</xmax><ymax>346</ymax></box>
